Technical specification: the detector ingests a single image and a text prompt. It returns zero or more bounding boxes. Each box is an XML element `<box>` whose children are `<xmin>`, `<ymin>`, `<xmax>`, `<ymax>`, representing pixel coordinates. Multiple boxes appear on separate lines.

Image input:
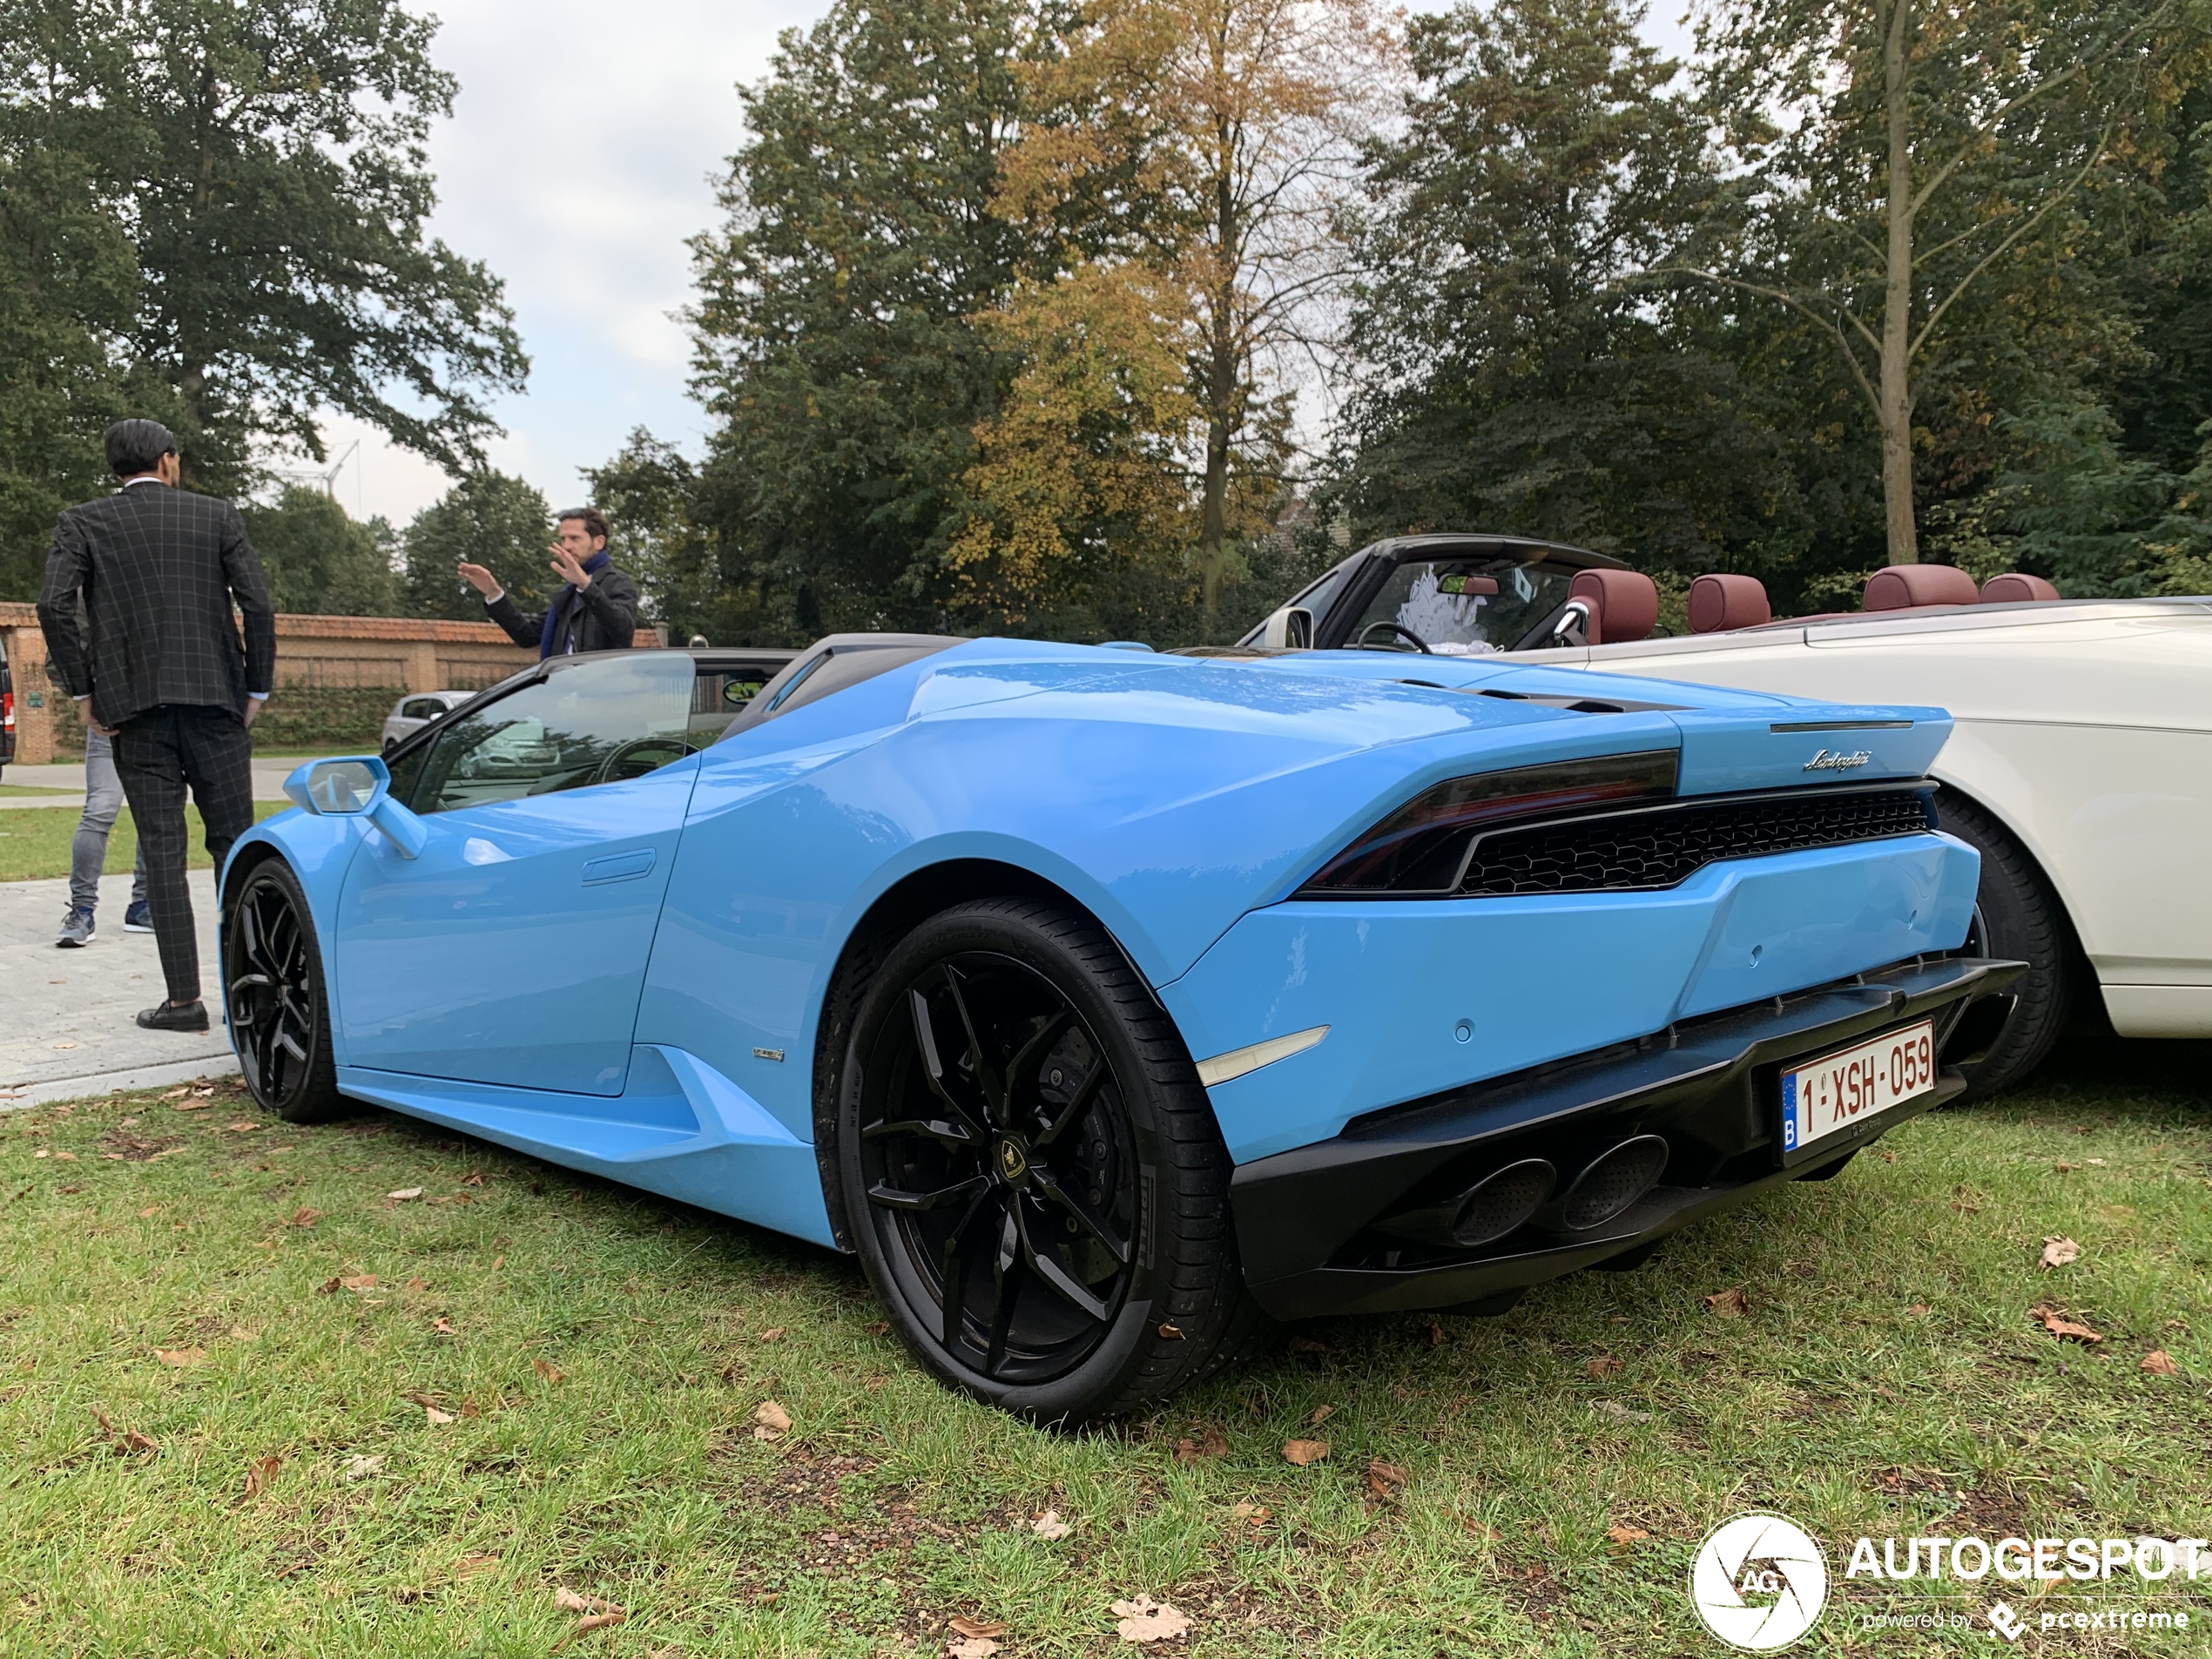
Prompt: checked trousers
<box><xmin>112</xmin><ymin>705</ymin><xmax>254</xmax><ymax>1005</ymax></box>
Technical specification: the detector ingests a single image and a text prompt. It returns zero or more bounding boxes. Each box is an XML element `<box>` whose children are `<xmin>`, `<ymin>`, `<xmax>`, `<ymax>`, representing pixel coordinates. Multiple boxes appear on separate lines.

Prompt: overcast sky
<box><xmin>321</xmin><ymin>0</ymin><xmax>1696</xmax><ymax>529</ymax></box>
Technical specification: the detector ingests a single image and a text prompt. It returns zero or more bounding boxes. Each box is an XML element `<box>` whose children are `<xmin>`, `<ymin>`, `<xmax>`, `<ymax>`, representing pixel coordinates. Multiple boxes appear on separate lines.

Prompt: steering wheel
<box><xmin>592</xmin><ymin>735</ymin><xmax>698</xmax><ymax>786</ymax></box>
<box><xmin>1354</xmin><ymin>619</ymin><xmax>1434</xmax><ymax>654</ymax></box>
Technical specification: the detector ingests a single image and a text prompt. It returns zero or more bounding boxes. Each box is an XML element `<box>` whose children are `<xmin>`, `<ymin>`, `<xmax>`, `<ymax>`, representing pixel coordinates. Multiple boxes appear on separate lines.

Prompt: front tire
<box><xmin>225</xmin><ymin>860</ymin><xmax>347</xmax><ymax>1123</ymax></box>
<box><xmin>837</xmin><ymin>898</ymin><xmax>1262</xmax><ymax>1424</ymax></box>
<box><xmin>1937</xmin><ymin>791</ymin><xmax>2076</xmax><ymax>1097</ymax></box>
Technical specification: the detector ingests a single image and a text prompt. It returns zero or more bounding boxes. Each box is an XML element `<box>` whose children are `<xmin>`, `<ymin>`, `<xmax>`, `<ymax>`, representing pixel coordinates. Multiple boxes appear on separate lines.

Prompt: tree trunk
<box><xmin>1878</xmin><ymin>0</ymin><xmax>1919</xmax><ymax>565</ymax></box>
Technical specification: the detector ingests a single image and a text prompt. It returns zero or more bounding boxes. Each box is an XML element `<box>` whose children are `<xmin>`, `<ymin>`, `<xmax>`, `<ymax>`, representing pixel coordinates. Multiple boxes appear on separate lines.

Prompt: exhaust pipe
<box><xmin>1375</xmin><ymin>1157</ymin><xmax>1556</xmax><ymax>1249</ymax></box>
<box><xmin>1534</xmin><ymin>1135</ymin><xmax>1669</xmax><ymax>1234</ymax></box>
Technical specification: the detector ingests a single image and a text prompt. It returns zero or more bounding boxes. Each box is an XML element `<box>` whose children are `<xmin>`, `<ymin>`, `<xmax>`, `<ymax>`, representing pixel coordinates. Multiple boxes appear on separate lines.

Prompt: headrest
<box><xmin>1567</xmin><ymin>569</ymin><xmax>1658</xmax><ymax>645</ymax></box>
<box><xmin>1863</xmin><ymin>563</ymin><xmax>1979</xmax><ymax>611</ymax></box>
<box><xmin>1979</xmin><ymin>572</ymin><xmax>2060</xmax><ymax>604</ymax></box>
<box><xmin>1688</xmin><ymin>573</ymin><xmax>1770</xmax><ymax>634</ymax></box>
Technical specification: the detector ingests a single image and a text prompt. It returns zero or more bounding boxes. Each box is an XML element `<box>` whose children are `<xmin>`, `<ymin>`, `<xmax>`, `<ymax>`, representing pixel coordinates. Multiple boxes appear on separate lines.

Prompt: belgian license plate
<box><xmin>1780</xmin><ymin>1020</ymin><xmax>1938</xmax><ymax>1156</ymax></box>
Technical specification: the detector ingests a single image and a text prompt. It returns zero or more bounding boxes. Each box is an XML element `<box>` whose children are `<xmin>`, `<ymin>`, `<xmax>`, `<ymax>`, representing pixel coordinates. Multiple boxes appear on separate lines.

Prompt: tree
<box><xmin>0</xmin><ymin>0</ymin><xmax>524</xmax><ymax>536</ymax></box>
<box><xmin>686</xmin><ymin>0</ymin><xmax>1034</xmax><ymax>640</ymax></box>
<box><xmin>992</xmin><ymin>0</ymin><xmax>1392</xmax><ymax>614</ymax></box>
<box><xmin>400</xmin><ymin>472</ymin><xmax>550</xmax><ymax>621</ymax></box>
<box><xmin>1329</xmin><ymin>0</ymin><xmax>1790</xmax><ymax>576</ymax></box>
<box><xmin>240</xmin><ymin>486</ymin><xmax>399</xmax><ymax>615</ymax></box>
<box><xmin>1678</xmin><ymin>0</ymin><xmax>2199</xmax><ymax>563</ymax></box>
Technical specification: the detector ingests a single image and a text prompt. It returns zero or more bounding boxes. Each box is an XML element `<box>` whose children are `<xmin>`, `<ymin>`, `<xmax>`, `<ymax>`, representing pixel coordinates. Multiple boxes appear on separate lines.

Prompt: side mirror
<box><xmin>1259</xmin><ymin>605</ymin><xmax>1315</xmax><ymax>650</ymax></box>
<box><xmin>283</xmin><ymin>755</ymin><xmax>428</xmax><ymax>860</ymax></box>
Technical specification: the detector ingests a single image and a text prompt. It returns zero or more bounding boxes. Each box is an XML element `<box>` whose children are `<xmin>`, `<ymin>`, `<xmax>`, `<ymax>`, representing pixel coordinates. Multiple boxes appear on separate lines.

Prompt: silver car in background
<box><xmin>380</xmin><ymin>690</ymin><xmax>473</xmax><ymax>755</ymax></box>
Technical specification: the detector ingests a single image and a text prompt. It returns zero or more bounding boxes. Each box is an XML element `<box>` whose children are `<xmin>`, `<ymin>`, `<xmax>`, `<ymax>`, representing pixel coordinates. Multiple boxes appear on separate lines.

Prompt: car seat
<box><xmin>1978</xmin><ymin>572</ymin><xmax>2060</xmax><ymax>603</ymax></box>
<box><xmin>1566</xmin><ymin>570</ymin><xmax>1659</xmax><ymax>645</ymax></box>
<box><xmin>1688</xmin><ymin>574</ymin><xmax>1771</xmax><ymax>633</ymax></box>
<box><xmin>1862</xmin><ymin>564</ymin><xmax>1979</xmax><ymax>610</ymax></box>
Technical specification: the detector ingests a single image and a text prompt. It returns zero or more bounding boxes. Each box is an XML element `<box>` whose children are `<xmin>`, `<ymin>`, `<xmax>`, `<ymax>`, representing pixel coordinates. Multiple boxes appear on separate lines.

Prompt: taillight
<box><xmin>2</xmin><ymin>690</ymin><xmax>12</xmax><ymax>732</ymax></box>
<box><xmin>1298</xmin><ymin>750</ymin><xmax>1677</xmax><ymax>894</ymax></box>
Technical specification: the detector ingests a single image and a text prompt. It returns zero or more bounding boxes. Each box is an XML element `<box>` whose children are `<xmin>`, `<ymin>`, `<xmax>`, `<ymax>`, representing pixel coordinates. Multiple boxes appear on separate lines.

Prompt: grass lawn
<box><xmin>3</xmin><ymin>1035</ymin><xmax>2207</xmax><ymax>1656</ymax></box>
<box><xmin>0</xmin><ymin>802</ymin><xmax>290</xmax><ymax>883</ymax></box>
<box><xmin>0</xmin><ymin>784</ymin><xmax>81</xmax><ymax>798</ymax></box>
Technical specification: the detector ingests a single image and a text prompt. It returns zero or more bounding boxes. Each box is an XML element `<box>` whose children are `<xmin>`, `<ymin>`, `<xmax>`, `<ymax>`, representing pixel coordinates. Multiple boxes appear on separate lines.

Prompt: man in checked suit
<box><xmin>37</xmin><ymin>419</ymin><xmax>276</xmax><ymax>1033</ymax></box>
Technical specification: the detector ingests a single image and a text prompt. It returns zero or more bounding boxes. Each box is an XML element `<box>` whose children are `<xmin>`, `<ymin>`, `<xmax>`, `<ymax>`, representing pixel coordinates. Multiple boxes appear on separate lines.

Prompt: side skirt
<box><xmin>336</xmin><ymin>1044</ymin><xmax>837</xmax><ymax>1248</ymax></box>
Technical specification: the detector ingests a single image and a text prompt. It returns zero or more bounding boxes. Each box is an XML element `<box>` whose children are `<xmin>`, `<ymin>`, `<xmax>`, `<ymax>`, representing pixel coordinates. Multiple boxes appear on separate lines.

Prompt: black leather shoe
<box><xmin>137</xmin><ymin>1000</ymin><xmax>211</xmax><ymax>1033</ymax></box>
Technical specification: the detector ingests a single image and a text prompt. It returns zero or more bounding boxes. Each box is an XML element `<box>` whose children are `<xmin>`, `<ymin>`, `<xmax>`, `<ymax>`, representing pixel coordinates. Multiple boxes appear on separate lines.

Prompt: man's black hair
<box><xmin>556</xmin><ymin>506</ymin><xmax>610</xmax><ymax>543</ymax></box>
<box><xmin>105</xmin><ymin>419</ymin><xmax>179</xmax><ymax>478</ymax></box>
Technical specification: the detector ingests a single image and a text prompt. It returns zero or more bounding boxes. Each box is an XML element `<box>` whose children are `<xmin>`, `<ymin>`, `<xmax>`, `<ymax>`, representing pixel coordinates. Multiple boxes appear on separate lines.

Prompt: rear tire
<box><xmin>1937</xmin><ymin>790</ymin><xmax>2075</xmax><ymax>1098</ymax></box>
<box><xmin>836</xmin><ymin>897</ymin><xmax>1261</xmax><ymax>1425</ymax></box>
<box><xmin>225</xmin><ymin>860</ymin><xmax>348</xmax><ymax>1124</ymax></box>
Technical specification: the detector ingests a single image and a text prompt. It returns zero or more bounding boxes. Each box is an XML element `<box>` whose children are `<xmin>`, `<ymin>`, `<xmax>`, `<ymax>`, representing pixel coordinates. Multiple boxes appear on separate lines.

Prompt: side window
<box><xmin>404</xmin><ymin>654</ymin><xmax>698</xmax><ymax>815</ymax></box>
<box><xmin>401</xmin><ymin>697</ymin><xmax>443</xmax><ymax>720</ymax></box>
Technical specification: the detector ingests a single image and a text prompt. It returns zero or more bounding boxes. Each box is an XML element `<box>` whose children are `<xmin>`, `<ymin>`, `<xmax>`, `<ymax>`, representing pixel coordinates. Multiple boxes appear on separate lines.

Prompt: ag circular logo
<box><xmin>1689</xmin><ymin>1512</ymin><xmax>1829</xmax><ymax>1650</ymax></box>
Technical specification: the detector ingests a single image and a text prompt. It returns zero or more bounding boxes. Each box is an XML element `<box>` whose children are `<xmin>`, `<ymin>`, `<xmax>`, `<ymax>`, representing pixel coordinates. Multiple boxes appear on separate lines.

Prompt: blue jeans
<box><xmin>71</xmin><ymin>728</ymin><xmax>150</xmax><ymax>914</ymax></box>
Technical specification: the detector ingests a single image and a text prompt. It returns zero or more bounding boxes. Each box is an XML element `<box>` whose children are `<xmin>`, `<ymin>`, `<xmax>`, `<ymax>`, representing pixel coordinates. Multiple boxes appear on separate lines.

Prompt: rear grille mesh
<box><xmin>1457</xmin><ymin>786</ymin><xmax>1935</xmax><ymax>896</ymax></box>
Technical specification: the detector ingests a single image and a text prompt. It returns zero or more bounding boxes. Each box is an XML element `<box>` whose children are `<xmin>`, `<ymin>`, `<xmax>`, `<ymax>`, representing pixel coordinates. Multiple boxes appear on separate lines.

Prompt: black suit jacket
<box><xmin>485</xmin><ymin>563</ymin><xmax>639</xmax><ymax>657</ymax></box>
<box><xmin>37</xmin><ymin>483</ymin><xmax>278</xmax><ymax>727</ymax></box>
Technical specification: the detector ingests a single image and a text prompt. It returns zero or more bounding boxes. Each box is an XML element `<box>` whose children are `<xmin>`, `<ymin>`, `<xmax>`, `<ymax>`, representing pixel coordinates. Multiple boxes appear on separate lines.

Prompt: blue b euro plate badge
<box><xmin>1781</xmin><ymin>1073</ymin><xmax>1800</xmax><ymax>1152</ymax></box>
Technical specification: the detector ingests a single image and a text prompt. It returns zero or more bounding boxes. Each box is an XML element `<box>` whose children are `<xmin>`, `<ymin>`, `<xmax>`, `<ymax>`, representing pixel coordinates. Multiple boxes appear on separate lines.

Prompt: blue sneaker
<box><xmin>56</xmin><ymin>906</ymin><xmax>96</xmax><ymax>948</ymax></box>
<box><xmin>124</xmin><ymin>900</ymin><xmax>154</xmax><ymax>934</ymax></box>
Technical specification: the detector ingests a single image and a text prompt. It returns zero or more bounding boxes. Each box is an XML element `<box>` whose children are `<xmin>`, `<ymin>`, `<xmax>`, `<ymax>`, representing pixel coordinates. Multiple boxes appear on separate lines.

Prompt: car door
<box><xmin>333</xmin><ymin>651</ymin><xmax>702</xmax><ymax>1096</ymax></box>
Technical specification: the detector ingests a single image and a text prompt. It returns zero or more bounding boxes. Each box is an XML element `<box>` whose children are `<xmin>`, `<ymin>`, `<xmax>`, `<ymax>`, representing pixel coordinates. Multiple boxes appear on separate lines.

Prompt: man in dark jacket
<box><xmin>37</xmin><ymin>419</ymin><xmax>276</xmax><ymax>1032</ymax></box>
<box><xmin>458</xmin><ymin>506</ymin><xmax>637</xmax><ymax>657</ymax></box>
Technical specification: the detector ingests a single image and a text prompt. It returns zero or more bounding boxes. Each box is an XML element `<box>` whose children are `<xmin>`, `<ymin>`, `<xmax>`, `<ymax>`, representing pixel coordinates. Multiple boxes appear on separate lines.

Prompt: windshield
<box><xmin>1343</xmin><ymin>560</ymin><xmax>1576</xmax><ymax>654</ymax></box>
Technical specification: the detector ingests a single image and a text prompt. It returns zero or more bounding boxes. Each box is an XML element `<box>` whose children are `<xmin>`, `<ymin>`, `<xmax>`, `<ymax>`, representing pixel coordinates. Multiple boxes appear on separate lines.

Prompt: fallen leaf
<box><xmin>172</xmin><ymin>1101</ymin><xmax>209</xmax><ymax>1112</ymax></box>
<box><xmin>460</xmin><ymin>1171</ymin><xmax>484</xmax><ymax>1186</ymax></box>
<box><xmin>2029</xmin><ymin>1302</ymin><xmax>2104</xmax><ymax>1343</ymax></box>
<box><xmin>344</xmin><ymin>1454</ymin><xmax>383</xmax><ymax>1480</ymax></box>
<box><xmin>1607</xmin><ymin>1525</ymin><xmax>1651</xmax><ymax>1548</ymax></box>
<box><xmin>758</xmin><ymin>1326</ymin><xmax>785</xmax><ymax>1343</ymax></box>
<box><xmin>2141</xmin><ymin>1350</ymin><xmax>2181</xmax><ymax>1376</ymax></box>
<box><xmin>533</xmin><ymin>1357</ymin><xmax>564</xmax><ymax>1385</ymax></box>
<box><xmin>1157</xmin><ymin>1322</ymin><xmax>1184</xmax><ymax>1339</ymax></box>
<box><xmin>1589</xmin><ymin>1399</ymin><xmax>1654</xmax><ymax>1424</ymax></box>
<box><xmin>229</xmin><ymin>1325</ymin><xmax>260</xmax><ymax>1341</ymax></box>
<box><xmin>2039</xmin><ymin>1236</ymin><xmax>2081</xmax><ymax>1271</ymax></box>
<box><xmin>555</xmin><ymin>1588</ymin><xmax>624</xmax><ymax>1615</ymax></box>
<box><xmin>192</xmin><ymin>1085</ymin><xmax>214</xmax><ymax>1097</ymax></box>
<box><xmin>286</xmin><ymin>1205</ymin><xmax>320</xmax><ymax>1227</ymax></box>
<box><xmin>91</xmin><ymin>1407</ymin><xmax>157</xmax><ymax>1455</ymax></box>
<box><xmin>1907</xmin><ymin>1303</ymin><xmax>1930</xmax><ymax>1317</ymax></box>
<box><xmin>2085</xmin><ymin>1157</ymin><xmax>2107</xmax><ymax>1167</ymax></box>
<box><xmin>138</xmin><ymin>1205</ymin><xmax>161</xmax><ymax>1217</ymax></box>
<box><xmin>947</xmin><ymin>1641</ymin><xmax>999</xmax><ymax>1659</ymax></box>
<box><xmin>244</xmin><ymin>1454</ymin><xmax>282</xmax><ymax>1497</ymax></box>
<box><xmin>864</xmin><ymin>1320</ymin><xmax>889</xmax><ymax>1336</ymax></box>
<box><xmin>1031</xmin><ymin>1509</ymin><xmax>1075</xmax><ymax>1540</ymax></box>
<box><xmin>1365</xmin><ymin>1458</ymin><xmax>1409</xmax><ymax>1501</ymax></box>
<box><xmin>1424</xmin><ymin>1320</ymin><xmax>1445</xmax><ymax>1347</ymax></box>
<box><xmin>453</xmin><ymin>1551</ymin><xmax>499</xmax><ymax>1578</ymax></box>
<box><xmin>949</xmin><ymin>1616</ymin><xmax>1008</xmax><ymax>1640</ymax></box>
<box><xmin>424</xmin><ymin>1405</ymin><xmax>455</xmax><ymax>1426</ymax></box>
<box><xmin>551</xmin><ymin>1610</ymin><xmax>627</xmax><ymax>1650</ymax></box>
<box><xmin>387</xmin><ymin>1186</ymin><xmax>423</xmax><ymax>1201</ymax></box>
<box><xmin>1703</xmin><ymin>1287</ymin><xmax>1750</xmax><ymax>1318</ymax></box>
<box><xmin>1305</xmin><ymin>1403</ymin><xmax>1334</xmax><ymax>1427</ymax></box>
<box><xmin>51</xmin><ymin>1150</ymin><xmax>77</xmax><ymax>1162</ymax></box>
<box><xmin>1280</xmin><ymin>1438</ymin><xmax>1329</xmax><ymax>1466</ymax></box>
<box><xmin>226</xmin><ymin>1122</ymin><xmax>260</xmax><ymax>1133</ymax></box>
<box><xmin>1111</xmin><ymin>1595</ymin><xmax>1193</xmax><ymax>1643</ymax></box>
<box><xmin>51</xmin><ymin>1040</ymin><xmax>78</xmax><ymax>1049</ymax></box>
<box><xmin>1288</xmin><ymin>1335</ymin><xmax>1336</xmax><ymax>1354</ymax></box>
<box><xmin>155</xmin><ymin>1346</ymin><xmax>206</xmax><ymax>1368</ymax></box>
<box><xmin>403</xmin><ymin>1276</ymin><xmax>428</xmax><ymax>1292</ymax></box>
<box><xmin>433</xmin><ymin>1317</ymin><xmax>458</xmax><ymax>1336</ymax></box>
<box><xmin>1462</xmin><ymin>1515</ymin><xmax>1501</xmax><ymax>1541</ymax></box>
<box><xmin>1174</xmin><ymin>1426</ymin><xmax>1228</xmax><ymax>1464</ymax></box>
<box><xmin>1586</xmin><ymin>1355</ymin><xmax>1624</xmax><ymax>1379</ymax></box>
<box><xmin>1231</xmin><ymin>1501</ymin><xmax>1271</xmax><ymax>1526</ymax></box>
<box><xmin>752</xmin><ymin>1399</ymin><xmax>792</xmax><ymax>1440</ymax></box>
<box><xmin>162</xmin><ymin>1087</ymin><xmax>189</xmax><ymax>1099</ymax></box>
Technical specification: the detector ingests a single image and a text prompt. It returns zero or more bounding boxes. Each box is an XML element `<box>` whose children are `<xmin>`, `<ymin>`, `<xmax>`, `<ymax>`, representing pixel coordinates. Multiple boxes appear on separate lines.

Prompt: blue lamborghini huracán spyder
<box><xmin>221</xmin><ymin>635</ymin><xmax>2018</xmax><ymax>1422</ymax></box>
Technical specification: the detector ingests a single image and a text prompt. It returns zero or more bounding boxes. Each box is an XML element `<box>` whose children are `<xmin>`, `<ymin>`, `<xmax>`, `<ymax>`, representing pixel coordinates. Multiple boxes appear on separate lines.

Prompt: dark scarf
<box><xmin>539</xmin><ymin>550</ymin><xmax>611</xmax><ymax>658</ymax></box>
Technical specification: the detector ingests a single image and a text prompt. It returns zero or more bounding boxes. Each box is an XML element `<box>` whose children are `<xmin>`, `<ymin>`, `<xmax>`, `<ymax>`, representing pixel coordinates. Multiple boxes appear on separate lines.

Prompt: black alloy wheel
<box><xmin>839</xmin><ymin>899</ymin><xmax>1267</xmax><ymax>1422</ymax></box>
<box><xmin>225</xmin><ymin>860</ymin><xmax>346</xmax><ymax>1123</ymax></box>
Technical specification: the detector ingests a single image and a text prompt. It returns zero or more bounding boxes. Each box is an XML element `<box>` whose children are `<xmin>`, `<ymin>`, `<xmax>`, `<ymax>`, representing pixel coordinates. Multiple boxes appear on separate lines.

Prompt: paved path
<box><xmin>2</xmin><ymin>872</ymin><xmax>239</xmax><ymax>1105</ymax></box>
<box><xmin>2</xmin><ymin>758</ymin><xmax>305</xmax><ymax>808</ymax></box>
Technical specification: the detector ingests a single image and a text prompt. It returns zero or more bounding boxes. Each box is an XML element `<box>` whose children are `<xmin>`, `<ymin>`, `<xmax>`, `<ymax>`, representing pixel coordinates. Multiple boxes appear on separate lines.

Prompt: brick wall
<box><xmin>0</xmin><ymin>604</ymin><xmax>660</xmax><ymax>765</ymax></box>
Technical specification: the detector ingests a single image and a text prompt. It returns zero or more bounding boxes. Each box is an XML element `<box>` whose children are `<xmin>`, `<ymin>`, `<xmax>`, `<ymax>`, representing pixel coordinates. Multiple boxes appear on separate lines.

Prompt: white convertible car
<box><xmin>1240</xmin><ymin>536</ymin><xmax>2212</xmax><ymax>1094</ymax></box>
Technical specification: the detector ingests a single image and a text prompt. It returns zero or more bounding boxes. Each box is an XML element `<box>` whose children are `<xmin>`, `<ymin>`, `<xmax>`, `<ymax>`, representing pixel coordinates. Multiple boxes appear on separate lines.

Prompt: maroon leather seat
<box><xmin>1567</xmin><ymin>569</ymin><xmax>1658</xmax><ymax>645</ymax></box>
<box><xmin>1689</xmin><ymin>573</ymin><xmax>1770</xmax><ymax>633</ymax></box>
<box><xmin>1979</xmin><ymin>572</ymin><xmax>2060</xmax><ymax>603</ymax></box>
<box><xmin>1863</xmin><ymin>564</ymin><xmax>1979</xmax><ymax>610</ymax></box>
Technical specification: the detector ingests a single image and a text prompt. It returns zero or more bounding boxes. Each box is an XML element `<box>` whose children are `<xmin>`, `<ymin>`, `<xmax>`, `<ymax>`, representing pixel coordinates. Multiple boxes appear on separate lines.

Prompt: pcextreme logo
<box><xmin>1689</xmin><ymin>1513</ymin><xmax>1830</xmax><ymax>1651</ymax></box>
